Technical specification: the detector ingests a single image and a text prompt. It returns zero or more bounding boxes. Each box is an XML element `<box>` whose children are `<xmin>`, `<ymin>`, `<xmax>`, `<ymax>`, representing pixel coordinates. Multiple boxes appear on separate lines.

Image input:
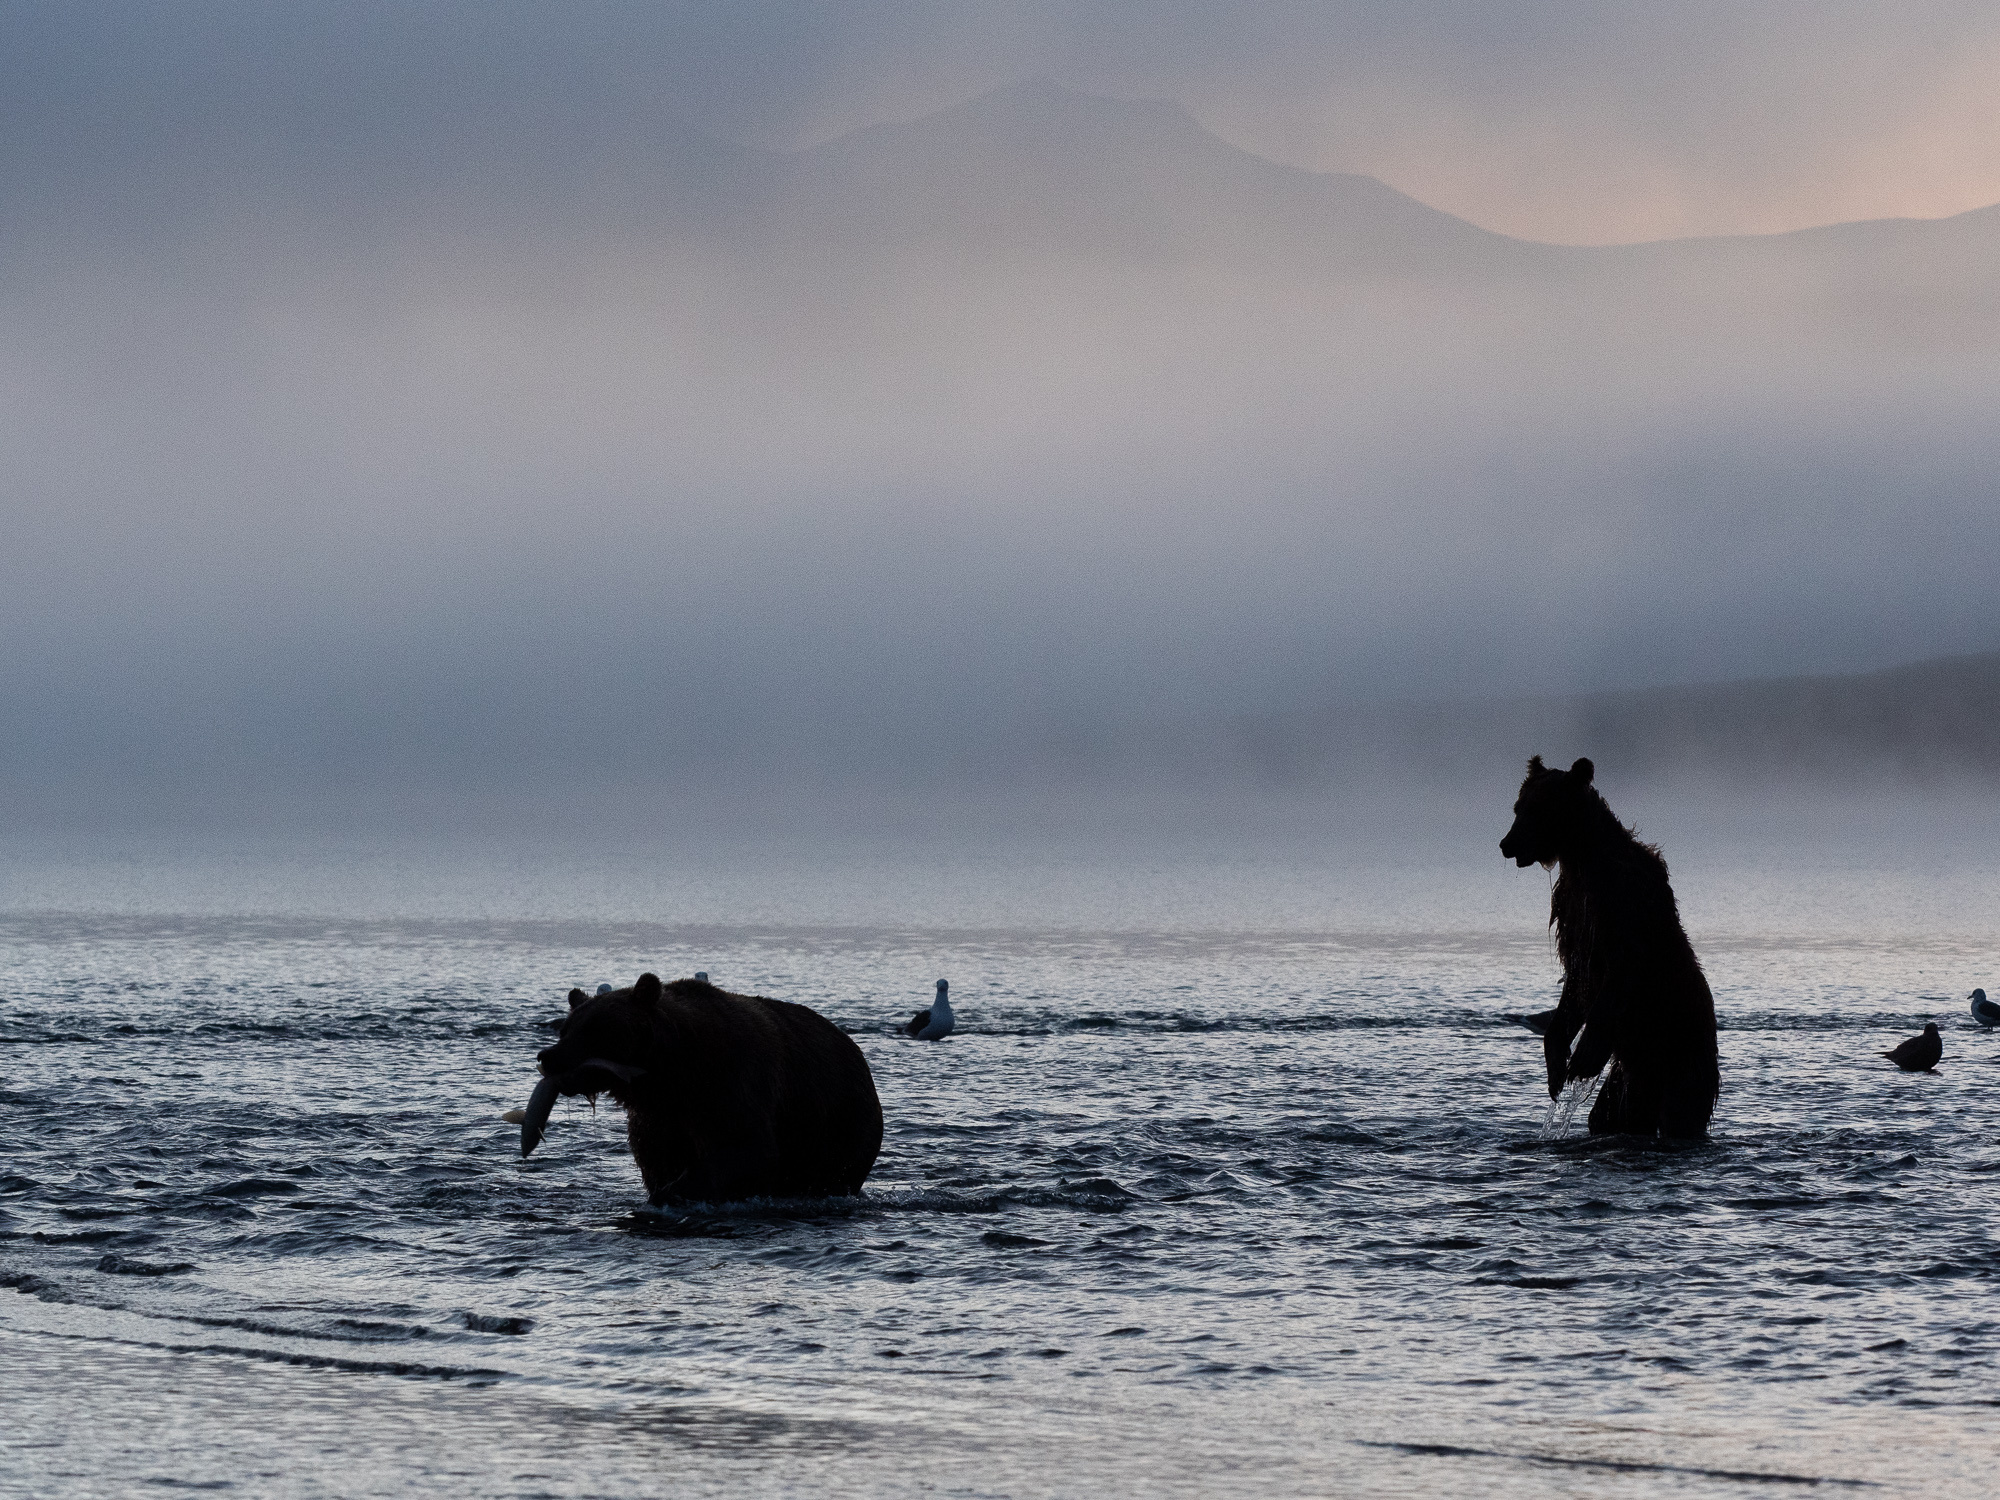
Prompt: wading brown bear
<box><xmin>1501</xmin><ymin>757</ymin><xmax>1719</xmax><ymax>1139</ymax></box>
<box><xmin>516</xmin><ymin>974</ymin><xmax>883</xmax><ymax>1203</ymax></box>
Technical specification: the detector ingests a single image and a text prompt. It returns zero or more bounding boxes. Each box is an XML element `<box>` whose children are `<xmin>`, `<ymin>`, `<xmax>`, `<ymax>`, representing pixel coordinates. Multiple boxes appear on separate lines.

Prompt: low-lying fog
<box><xmin>7</xmin><ymin>65</ymin><xmax>1999</xmax><ymax>829</ymax></box>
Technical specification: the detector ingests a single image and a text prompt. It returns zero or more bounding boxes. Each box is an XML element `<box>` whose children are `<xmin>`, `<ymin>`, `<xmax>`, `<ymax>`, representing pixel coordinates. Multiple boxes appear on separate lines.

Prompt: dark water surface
<box><xmin>4</xmin><ymin>817</ymin><xmax>2000</xmax><ymax>1496</ymax></box>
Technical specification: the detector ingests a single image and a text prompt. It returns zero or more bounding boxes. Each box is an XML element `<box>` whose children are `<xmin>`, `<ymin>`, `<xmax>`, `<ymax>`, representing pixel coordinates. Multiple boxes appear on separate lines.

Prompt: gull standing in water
<box><xmin>1882</xmin><ymin>1022</ymin><xmax>1943</xmax><ymax>1072</ymax></box>
<box><xmin>905</xmin><ymin>979</ymin><xmax>955</xmax><ymax>1040</ymax></box>
<box><xmin>1969</xmin><ymin>989</ymin><xmax>2000</xmax><ymax>1026</ymax></box>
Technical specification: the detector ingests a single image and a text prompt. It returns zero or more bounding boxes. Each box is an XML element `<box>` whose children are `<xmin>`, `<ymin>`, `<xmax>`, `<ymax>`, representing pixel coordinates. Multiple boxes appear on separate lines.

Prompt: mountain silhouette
<box><xmin>766</xmin><ymin>80</ymin><xmax>1527</xmax><ymax>274</ymax></box>
<box><xmin>17</xmin><ymin>74</ymin><xmax>1997</xmax><ymax>306</ymax></box>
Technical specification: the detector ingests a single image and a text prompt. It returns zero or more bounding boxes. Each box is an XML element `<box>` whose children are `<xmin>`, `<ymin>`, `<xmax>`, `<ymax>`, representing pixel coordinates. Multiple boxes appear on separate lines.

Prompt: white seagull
<box><xmin>904</xmin><ymin>979</ymin><xmax>956</xmax><ymax>1040</ymax></box>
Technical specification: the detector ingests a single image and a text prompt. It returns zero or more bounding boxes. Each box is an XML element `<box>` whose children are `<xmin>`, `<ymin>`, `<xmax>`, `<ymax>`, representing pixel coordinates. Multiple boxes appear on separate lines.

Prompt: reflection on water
<box><xmin>2</xmin><ymin>817</ymin><xmax>1999</xmax><ymax>1496</ymax></box>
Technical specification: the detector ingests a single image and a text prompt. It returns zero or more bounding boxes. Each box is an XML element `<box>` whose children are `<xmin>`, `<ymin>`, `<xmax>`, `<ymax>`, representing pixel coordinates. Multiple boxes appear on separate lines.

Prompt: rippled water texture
<box><xmin>4</xmin><ymin>804</ymin><xmax>2000</xmax><ymax>1497</ymax></box>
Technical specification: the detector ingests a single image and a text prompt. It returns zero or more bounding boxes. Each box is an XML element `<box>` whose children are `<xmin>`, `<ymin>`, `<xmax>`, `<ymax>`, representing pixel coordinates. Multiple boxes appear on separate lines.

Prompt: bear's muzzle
<box><xmin>516</xmin><ymin>1051</ymin><xmax>649</xmax><ymax>1158</ymax></box>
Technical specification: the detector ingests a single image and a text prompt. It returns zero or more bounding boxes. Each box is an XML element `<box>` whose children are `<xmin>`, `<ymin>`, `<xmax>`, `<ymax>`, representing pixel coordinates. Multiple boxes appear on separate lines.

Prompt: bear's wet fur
<box><xmin>1501</xmin><ymin>756</ymin><xmax>1719</xmax><ymax>1140</ymax></box>
<box><xmin>535</xmin><ymin>974</ymin><xmax>884</xmax><ymax>1203</ymax></box>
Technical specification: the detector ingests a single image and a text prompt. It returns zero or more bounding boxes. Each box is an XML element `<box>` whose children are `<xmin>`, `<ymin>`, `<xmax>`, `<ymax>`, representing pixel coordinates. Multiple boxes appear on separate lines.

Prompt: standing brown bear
<box><xmin>1501</xmin><ymin>757</ymin><xmax>1719</xmax><ymax>1139</ymax></box>
<box><xmin>516</xmin><ymin>974</ymin><xmax>884</xmax><ymax>1203</ymax></box>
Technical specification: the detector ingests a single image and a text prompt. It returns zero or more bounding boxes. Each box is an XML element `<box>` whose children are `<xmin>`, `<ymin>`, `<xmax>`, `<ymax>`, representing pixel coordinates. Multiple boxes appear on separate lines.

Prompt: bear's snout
<box><xmin>1500</xmin><ymin>817</ymin><xmax>1543</xmax><ymax>867</ymax></box>
<box><xmin>534</xmin><ymin>1044</ymin><xmax>645</xmax><ymax>1093</ymax></box>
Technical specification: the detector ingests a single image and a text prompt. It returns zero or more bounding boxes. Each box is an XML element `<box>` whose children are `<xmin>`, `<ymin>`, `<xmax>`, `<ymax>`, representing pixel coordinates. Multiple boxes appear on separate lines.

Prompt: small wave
<box><xmin>1020</xmin><ymin>1012</ymin><xmax>1484</xmax><ymax>1035</ymax></box>
<box><xmin>0</xmin><ymin>1267</ymin><xmax>71</xmax><ymax>1303</ymax></box>
<box><xmin>1475</xmin><ymin>1275</ymin><xmax>1585</xmax><ymax>1290</ymax></box>
<box><xmin>634</xmin><ymin>1191</ymin><xmax>871</xmax><ymax>1220</ymax></box>
<box><xmin>160</xmin><ymin>1311</ymin><xmax>432</xmax><ymax>1345</ymax></box>
<box><xmin>461</xmin><ymin>1312</ymin><xmax>534</xmax><ymax>1335</ymax></box>
<box><xmin>1356</xmin><ymin>1440</ymin><xmax>1877</xmax><ymax>1488</ymax></box>
<box><xmin>202</xmin><ymin>1178</ymin><xmax>303</xmax><ymax>1199</ymax></box>
<box><xmin>95</xmin><ymin>1254</ymin><xmax>194</xmax><ymax>1277</ymax></box>
<box><xmin>1301</xmin><ymin>1127</ymin><xmax>1383</xmax><ymax>1147</ymax></box>
<box><xmin>332</xmin><ymin>1318</ymin><xmax>433</xmax><ymax>1339</ymax></box>
<box><xmin>49</xmin><ymin>1328</ymin><xmax>504</xmax><ymax>1382</ymax></box>
<box><xmin>866</xmin><ymin>1178</ymin><xmax>1137</xmax><ymax>1216</ymax></box>
<box><xmin>626</xmin><ymin>1191</ymin><xmax>876</xmax><ymax>1237</ymax></box>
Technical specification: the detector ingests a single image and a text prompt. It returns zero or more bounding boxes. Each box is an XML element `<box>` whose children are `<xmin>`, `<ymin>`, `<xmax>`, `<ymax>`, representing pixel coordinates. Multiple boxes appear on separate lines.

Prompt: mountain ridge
<box><xmin>760</xmin><ymin>78</ymin><xmax>1526</xmax><ymax>273</ymax></box>
<box><xmin>12</xmin><ymin>74</ymin><xmax>1998</xmax><ymax>273</ymax></box>
<box><xmin>784</xmin><ymin>81</ymin><xmax>2000</xmax><ymax>267</ymax></box>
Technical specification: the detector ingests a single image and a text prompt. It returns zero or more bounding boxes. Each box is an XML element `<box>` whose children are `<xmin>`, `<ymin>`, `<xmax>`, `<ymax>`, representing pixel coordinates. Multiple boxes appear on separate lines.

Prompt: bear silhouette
<box><xmin>519</xmin><ymin>974</ymin><xmax>883</xmax><ymax>1203</ymax></box>
<box><xmin>1501</xmin><ymin>757</ymin><xmax>1719</xmax><ymax>1139</ymax></box>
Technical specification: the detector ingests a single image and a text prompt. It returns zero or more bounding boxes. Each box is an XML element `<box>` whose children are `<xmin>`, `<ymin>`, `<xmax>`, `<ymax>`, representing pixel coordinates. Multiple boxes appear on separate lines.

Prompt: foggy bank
<box><xmin>1238</xmin><ymin>650</ymin><xmax>2000</xmax><ymax>791</ymax></box>
<box><xmin>5</xmin><ymin>653</ymin><xmax>1997</xmax><ymax>844</ymax></box>
<box><xmin>7</xmin><ymin>78</ymin><xmax>2000</xmax><ymax>839</ymax></box>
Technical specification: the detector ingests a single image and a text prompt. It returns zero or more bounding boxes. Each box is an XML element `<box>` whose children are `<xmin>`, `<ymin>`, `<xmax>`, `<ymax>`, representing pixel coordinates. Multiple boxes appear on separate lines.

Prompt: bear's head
<box><xmin>534</xmin><ymin>972</ymin><xmax>665</xmax><ymax>1102</ymax></box>
<box><xmin>1499</xmin><ymin>755</ymin><xmax>1596</xmax><ymax>867</ymax></box>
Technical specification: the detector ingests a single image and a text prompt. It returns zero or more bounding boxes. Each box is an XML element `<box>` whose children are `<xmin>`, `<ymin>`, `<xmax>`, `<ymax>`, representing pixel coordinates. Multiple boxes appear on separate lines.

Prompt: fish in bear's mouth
<box><xmin>539</xmin><ymin>1053</ymin><xmax>647</xmax><ymax>1094</ymax></box>
<box><xmin>516</xmin><ymin>1053</ymin><xmax>648</xmax><ymax>1157</ymax></box>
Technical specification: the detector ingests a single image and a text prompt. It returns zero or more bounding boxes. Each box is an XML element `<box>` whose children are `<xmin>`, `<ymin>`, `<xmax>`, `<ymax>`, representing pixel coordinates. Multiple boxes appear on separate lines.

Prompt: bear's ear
<box><xmin>567</xmin><ymin>988</ymin><xmax>587</xmax><ymax>1010</ymax></box>
<box><xmin>1569</xmin><ymin>757</ymin><xmax>1594</xmax><ymax>785</ymax></box>
<box><xmin>1526</xmin><ymin>755</ymin><xmax>1546</xmax><ymax>776</ymax></box>
<box><xmin>634</xmin><ymin>973</ymin><xmax>663</xmax><ymax>1002</ymax></box>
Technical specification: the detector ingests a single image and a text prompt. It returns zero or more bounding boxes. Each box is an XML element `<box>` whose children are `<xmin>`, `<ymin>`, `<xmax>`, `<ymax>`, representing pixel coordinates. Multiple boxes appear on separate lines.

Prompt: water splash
<box><xmin>1539</xmin><ymin>1075</ymin><xmax>1603</xmax><ymax>1140</ymax></box>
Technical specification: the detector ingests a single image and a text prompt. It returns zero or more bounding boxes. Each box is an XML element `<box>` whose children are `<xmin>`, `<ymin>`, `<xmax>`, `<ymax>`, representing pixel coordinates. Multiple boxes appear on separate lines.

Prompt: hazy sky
<box><xmin>675</xmin><ymin>0</ymin><xmax>2000</xmax><ymax>243</ymax></box>
<box><xmin>5</xmin><ymin>3</ymin><xmax>1999</xmax><ymax>818</ymax></box>
<box><xmin>12</xmin><ymin>1</ymin><xmax>2000</xmax><ymax>242</ymax></box>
